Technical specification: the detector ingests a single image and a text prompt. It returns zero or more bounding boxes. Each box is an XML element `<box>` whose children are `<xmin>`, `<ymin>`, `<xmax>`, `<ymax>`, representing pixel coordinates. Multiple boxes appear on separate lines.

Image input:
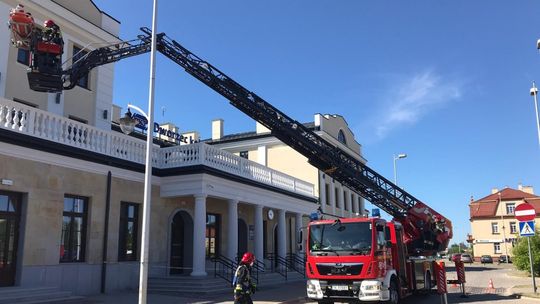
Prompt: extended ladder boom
<box><xmin>152</xmin><ymin>27</ymin><xmax>416</xmax><ymax>217</ymax></box>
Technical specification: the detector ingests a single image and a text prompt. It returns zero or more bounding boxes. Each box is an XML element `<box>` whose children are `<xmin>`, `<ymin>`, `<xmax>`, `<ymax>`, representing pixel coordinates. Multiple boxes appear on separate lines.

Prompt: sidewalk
<box><xmin>86</xmin><ymin>280</ymin><xmax>307</xmax><ymax>304</ymax></box>
<box><xmin>506</xmin><ymin>265</ymin><xmax>540</xmax><ymax>301</ymax></box>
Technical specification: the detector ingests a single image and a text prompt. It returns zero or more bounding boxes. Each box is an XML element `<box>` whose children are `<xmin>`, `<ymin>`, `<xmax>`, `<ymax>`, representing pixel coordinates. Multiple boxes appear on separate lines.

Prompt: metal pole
<box><xmin>138</xmin><ymin>0</ymin><xmax>157</xmax><ymax>303</ymax></box>
<box><xmin>393</xmin><ymin>155</ymin><xmax>398</xmax><ymax>185</ymax></box>
<box><xmin>531</xmin><ymin>82</ymin><xmax>540</xmax><ymax>147</ymax></box>
<box><xmin>528</xmin><ymin>237</ymin><xmax>537</xmax><ymax>294</ymax></box>
<box><xmin>499</xmin><ymin>194</ymin><xmax>509</xmax><ymax>263</ymax></box>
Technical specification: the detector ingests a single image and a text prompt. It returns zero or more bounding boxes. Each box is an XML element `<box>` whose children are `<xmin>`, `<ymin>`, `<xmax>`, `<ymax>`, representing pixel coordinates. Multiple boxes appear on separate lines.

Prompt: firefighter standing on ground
<box><xmin>233</xmin><ymin>252</ymin><xmax>257</xmax><ymax>304</ymax></box>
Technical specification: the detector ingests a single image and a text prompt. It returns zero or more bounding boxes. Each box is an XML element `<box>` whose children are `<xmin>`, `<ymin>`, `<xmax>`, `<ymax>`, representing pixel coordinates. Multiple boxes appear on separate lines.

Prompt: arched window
<box><xmin>338</xmin><ymin>129</ymin><xmax>347</xmax><ymax>145</ymax></box>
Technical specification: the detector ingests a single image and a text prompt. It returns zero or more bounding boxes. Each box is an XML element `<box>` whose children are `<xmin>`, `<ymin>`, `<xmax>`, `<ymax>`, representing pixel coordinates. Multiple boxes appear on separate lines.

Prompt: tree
<box><xmin>512</xmin><ymin>230</ymin><xmax>540</xmax><ymax>276</ymax></box>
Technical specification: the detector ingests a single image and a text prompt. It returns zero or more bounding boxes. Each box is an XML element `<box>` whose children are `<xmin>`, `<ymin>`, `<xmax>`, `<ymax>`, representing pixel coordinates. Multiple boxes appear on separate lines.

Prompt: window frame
<box><xmin>491</xmin><ymin>222</ymin><xmax>499</xmax><ymax>234</ymax></box>
<box><xmin>506</xmin><ymin>203</ymin><xmax>515</xmax><ymax>215</ymax></box>
<box><xmin>118</xmin><ymin>202</ymin><xmax>139</xmax><ymax>262</ymax></box>
<box><xmin>494</xmin><ymin>243</ymin><xmax>501</xmax><ymax>254</ymax></box>
<box><xmin>239</xmin><ymin>151</ymin><xmax>249</xmax><ymax>159</ymax></box>
<box><xmin>205</xmin><ymin>213</ymin><xmax>221</xmax><ymax>258</ymax></box>
<box><xmin>60</xmin><ymin>195</ymin><xmax>88</xmax><ymax>263</ymax></box>
<box><xmin>72</xmin><ymin>45</ymin><xmax>90</xmax><ymax>89</ymax></box>
<box><xmin>509</xmin><ymin>222</ymin><xmax>517</xmax><ymax>234</ymax></box>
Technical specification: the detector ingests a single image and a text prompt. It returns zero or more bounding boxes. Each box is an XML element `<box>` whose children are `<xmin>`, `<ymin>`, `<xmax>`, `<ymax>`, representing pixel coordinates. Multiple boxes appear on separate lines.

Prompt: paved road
<box><xmin>88</xmin><ymin>263</ymin><xmax>539</xmax><ymax>303</ymax></box>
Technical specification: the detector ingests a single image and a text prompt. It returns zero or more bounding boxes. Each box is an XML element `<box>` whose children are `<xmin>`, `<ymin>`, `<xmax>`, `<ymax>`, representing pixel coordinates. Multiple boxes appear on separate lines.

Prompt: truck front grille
<box><xmin>316</xmin><ymin>263</ymin><xmax>363</xmax><ymax>275</ymax></box>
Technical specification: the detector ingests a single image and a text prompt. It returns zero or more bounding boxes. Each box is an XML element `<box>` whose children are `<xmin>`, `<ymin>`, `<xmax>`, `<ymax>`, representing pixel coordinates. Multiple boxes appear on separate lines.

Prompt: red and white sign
<box><xmin>515</xmin><ymin>203</ymin><xmax>536</xmax><ymax>222</ymax></box>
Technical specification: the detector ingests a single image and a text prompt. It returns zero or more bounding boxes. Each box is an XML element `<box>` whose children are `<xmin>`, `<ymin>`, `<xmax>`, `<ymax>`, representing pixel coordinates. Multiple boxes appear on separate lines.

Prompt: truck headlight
<box><xmin>307</xmin><ymin>279</ymin><xmax>323</xmax><ymax>299</ymax></box>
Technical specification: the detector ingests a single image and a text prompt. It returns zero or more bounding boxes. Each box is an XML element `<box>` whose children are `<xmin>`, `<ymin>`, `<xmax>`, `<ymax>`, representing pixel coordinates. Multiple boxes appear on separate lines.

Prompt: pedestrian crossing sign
<box><xmin>519</xmin><ymin>221</ymin><xmax>535</xmax><ymax>237</ymax></box>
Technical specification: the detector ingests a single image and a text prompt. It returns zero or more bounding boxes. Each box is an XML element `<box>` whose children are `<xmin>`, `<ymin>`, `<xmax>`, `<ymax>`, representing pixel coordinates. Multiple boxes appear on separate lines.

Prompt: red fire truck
<box><xmin>306</xmin><ymin>205</ymin><xmax>452</xmax><ymax>303</ymax></box>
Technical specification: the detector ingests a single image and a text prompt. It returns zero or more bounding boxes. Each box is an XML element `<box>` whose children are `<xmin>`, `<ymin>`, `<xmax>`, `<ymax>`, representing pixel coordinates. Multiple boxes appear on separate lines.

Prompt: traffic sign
<box><xmin>519</xmin><ymin>221</ymin><xmax>535</xmax><ymax>237</ymax></box>
<box><xmin>515</xmin><ymin>203</ymin><xmax>536</xmax><ymax>222</ymax></box>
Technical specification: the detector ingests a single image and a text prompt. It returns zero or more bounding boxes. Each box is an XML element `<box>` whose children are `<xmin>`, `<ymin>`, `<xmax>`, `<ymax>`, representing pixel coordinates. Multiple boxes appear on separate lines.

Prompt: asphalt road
<box><xmin>87</xmin><ymin>263</ymin><xmax>539</xmax><ymax>303</ymax></box>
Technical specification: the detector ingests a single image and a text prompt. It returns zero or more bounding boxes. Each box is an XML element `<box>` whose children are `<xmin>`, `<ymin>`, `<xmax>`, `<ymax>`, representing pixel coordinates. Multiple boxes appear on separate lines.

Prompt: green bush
<box><xmin>513</xmin><ymin>231</ymin><xmax>540</xmax><ymax>276</ymax></box>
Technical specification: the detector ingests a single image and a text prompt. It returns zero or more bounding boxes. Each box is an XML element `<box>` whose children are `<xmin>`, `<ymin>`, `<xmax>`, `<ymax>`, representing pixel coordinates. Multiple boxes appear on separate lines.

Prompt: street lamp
<box><xmin>498</xmin><ymin>192</ymin><xmax>509</xmax><ymax>263</ymax></box>
<box><xmin>118</xmin><ymin>0</ymin><xmax>158</xmax><ymax>303</ymax></box>
<box><xmin>529</xmin><ymin>82</ymin><xmax>540</xmax><ymax>147</ymax></box>
<box><xmin>393</xmin><ymin>153</ymin><xmax>407</xmax><ymax>186</ymax></box>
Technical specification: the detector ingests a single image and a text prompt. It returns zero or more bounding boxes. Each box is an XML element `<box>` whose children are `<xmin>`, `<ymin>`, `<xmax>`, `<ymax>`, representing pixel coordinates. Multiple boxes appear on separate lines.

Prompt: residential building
<box><xmin>469</xmin><ymin>185</ymin><xmax>540</xmax><ymax>260</ymax></box>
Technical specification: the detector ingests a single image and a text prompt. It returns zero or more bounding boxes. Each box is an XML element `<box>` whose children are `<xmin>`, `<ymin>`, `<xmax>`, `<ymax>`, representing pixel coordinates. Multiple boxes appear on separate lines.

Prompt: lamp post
<box><xmin>393</xmin><ymin>153</ymin><xmax>407</xmax><ymax>186</ymax></box>
<box><xmin>498</xmin><ymin>192</ymin><xmax>509</xmax><ymax>263</ymax></box>
<box><xmin>529</xmin><ymin>82</ymin><xmax>540</xmax><ymax>147</ymax></box>
<box><xmin>119</xmin><ymin>0</ymin><xmax>158</xmax><ymax>303</ymax></box>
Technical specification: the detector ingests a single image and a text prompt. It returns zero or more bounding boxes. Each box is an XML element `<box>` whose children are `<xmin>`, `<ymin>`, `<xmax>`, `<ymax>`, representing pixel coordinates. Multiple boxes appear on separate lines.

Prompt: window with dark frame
<box><xmin>17</xmin><ymin>49</ymin><xmax>30</xmax><ymax>65</ymax></box>
<box><xmin>72</xmin><ymin>46</ymin><xmax>89</xmax><ymax>89</ymax></box>
<box><xmin>206</xmin><ymin>213</ymin><xmax>220</xmax><ymax>258</ymax></box>
<box><xmin>60</xmin><ymin>195</ymin><xmax>88</xmax><ymax>263</ymax></box>
<box><xmin>343</xmin><ymin>190</ymin><xmax>348</xmax><ymax>210</ymax></box>
<box><xmin>118</xmin><ymin>202</ymin><xmax>139</xmax><ymax>262</ymax></box>
<box><xmin>325</xmin><ymin>184</ymin><xmax>330</xmax><ymax>205</ymax></box>
<box><xmin>239</xmin><ymin>151</ymin><xmax>249</xmax><ymax>159</ymax></box>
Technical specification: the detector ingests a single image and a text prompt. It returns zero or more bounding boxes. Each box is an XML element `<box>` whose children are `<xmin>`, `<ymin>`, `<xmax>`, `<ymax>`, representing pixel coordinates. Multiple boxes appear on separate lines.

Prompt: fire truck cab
<box><xmin>305</xmin><ymin>217</ymin><xmax>435</xmax><ymax>303</ymax></box>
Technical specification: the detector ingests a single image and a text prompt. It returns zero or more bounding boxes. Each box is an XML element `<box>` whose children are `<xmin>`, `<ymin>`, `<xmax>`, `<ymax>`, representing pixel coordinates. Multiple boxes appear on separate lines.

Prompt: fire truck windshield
<box><xmin>309</xmin><ymin>222</ymin><xmax>372</xmax><ymax>256</ymax></box>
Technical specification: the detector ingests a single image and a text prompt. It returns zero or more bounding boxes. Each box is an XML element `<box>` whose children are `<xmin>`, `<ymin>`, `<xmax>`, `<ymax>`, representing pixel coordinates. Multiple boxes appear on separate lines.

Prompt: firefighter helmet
<box><xmin>43</xmin><ymin>19</ymin><xmax>55</xmax><ymax>28</ymax></box>
<box><xmin>240</xmin><ymin>252</ymin><xmax>255</xmax><ymax>265</ymax></box>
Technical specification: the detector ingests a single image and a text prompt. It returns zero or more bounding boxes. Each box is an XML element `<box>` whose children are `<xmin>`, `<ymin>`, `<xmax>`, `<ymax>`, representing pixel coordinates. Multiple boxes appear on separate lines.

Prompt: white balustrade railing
<box><xmin>0</xmin><ymin>98</ymin><xmax>314</xmax><ymax>197</ymax></box>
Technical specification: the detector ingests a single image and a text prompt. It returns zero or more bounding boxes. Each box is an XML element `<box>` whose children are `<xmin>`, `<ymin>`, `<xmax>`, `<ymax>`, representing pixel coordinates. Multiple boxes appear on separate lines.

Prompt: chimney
<box><xmin>521</xmin><ymin>185</ymin><xmax>535</xmax><ymax>195</ymax></box>
<box><xmin>491</xmin><ymin>188</ymin><xmax>499</xmax><ymax>194</ymax></box>
<box><xmin>212</xmin><ymin>119</ymin><xmax>223</xmax><ymax>140</ymax></box>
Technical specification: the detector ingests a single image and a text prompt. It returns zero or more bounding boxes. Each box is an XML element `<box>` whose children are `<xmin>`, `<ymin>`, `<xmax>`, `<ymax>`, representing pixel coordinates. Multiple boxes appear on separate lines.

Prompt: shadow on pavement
<box><xmin>445</xmin><ymin>265</ymin><xmax>499</xmax><ymax>272</ymax></box>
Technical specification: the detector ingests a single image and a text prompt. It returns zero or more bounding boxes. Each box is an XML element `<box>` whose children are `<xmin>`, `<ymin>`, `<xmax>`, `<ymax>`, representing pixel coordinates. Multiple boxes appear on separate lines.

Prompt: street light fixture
<box><xmin>529</xmin><ymin>82</ymin><xmax>540</xmax><ymax>147</ymax></box>
<box><xmin>393</xmin><ymin>153</ymin><xmax>407</xmax><ymax>186</ymax></box>
<box><xmin>118</xmin><ymin>0</ymin><xmax>158</xmax><ymax>303</ymax></box>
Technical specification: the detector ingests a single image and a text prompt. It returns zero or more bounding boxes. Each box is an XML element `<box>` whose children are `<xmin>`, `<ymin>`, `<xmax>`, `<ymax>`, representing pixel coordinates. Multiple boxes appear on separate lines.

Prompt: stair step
<box><xmin>0</xmin><ymin>287</ymin><xmax>59</xmax><ymax>297</ymax></box>
<box><xmin>0</xmin><ymin>290</ymin><xmax>74</xmax><ymax>304</ymax></box>
<box><xmin>14</xmin><ymin>296</ymin><xmax>89</xmax><ymax>304</ymax></box>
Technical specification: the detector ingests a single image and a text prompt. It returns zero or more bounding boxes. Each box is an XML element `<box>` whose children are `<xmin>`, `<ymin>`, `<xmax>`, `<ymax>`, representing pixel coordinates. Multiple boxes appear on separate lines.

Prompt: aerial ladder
<box><xmin>8</xmin><ymin>9</ymin><xmax>452</xmax><ymax>256</ymax></box>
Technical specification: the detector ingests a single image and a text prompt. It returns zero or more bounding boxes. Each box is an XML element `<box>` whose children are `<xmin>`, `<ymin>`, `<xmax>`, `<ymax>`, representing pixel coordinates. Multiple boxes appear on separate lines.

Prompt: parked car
<box><xmin>450</xmin><ymin>253</ymin><xmax>461</xmax><ymax>262</ymax></box>
<box><xmin>480</xmin><ymin>255</ymin><xmax>493</xmax><ymax>264</ymax></box>
<box><xmin>498</xmin><ymin>255</ymin><xmax>512</xmax><ymax>263</ymax></box>
<box><xmin>460</xmin><ymin>253</ymin><xmax>473</xmax><ymax>263</ymax></box>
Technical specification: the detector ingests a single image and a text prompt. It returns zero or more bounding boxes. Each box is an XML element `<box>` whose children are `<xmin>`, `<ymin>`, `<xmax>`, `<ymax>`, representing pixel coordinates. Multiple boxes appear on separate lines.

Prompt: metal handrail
<box><xmin>266</xmin><ymin>253</ymin><xmax>288</xmax><ymax>280</ymax></box>
<box><xmin>286</xmin><ymin>253</ymin><xmax>306</xmax><ymax>277</ymax></box>
<box><xmin>211</xmin><ymin>254</ymin><xmax>237</xmax><ymax>284</ymax></box>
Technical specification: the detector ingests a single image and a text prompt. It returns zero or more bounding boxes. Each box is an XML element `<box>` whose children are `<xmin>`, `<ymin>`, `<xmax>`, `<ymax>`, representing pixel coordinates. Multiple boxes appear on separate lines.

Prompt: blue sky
<box><xmin>93</xmin><ymin>0</ymin><xmax>540</xmax><ymax>245</ymax></box>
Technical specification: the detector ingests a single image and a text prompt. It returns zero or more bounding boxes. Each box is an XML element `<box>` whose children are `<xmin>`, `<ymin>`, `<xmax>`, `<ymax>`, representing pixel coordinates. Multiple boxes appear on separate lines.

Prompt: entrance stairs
<box><xmin>148</xmin><ymin>271</ymin><xmax>305</xmax><ymax>297</ymax></box>
<box><xmin>0</xmin><ymin>286</ymin><xmax>87</xmax><ymax>304</ymax></box>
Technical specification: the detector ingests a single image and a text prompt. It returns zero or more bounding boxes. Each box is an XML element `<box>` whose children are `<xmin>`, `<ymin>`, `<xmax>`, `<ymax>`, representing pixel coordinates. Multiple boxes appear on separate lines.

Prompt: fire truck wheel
<box><xmin>386</xmin><ymin>279</ymin><xmax>400</xmax><ymax>304</ymax></box>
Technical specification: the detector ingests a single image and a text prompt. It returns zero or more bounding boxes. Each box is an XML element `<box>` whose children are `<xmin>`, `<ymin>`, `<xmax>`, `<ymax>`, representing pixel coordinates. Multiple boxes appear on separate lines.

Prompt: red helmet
<box><xmin>241</xmin><ymin>252</ymin><xmax>255</xmax><ymax>264</ymax></box>
<box><xmin>43</xmin><ymin>20</ymin><xmax>55</xmax><ymax>28</ymax></box>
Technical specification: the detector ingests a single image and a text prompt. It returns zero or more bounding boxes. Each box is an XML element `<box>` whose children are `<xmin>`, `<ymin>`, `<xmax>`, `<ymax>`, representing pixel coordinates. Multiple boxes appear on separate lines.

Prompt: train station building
<box><xmin>0</xmin><ymin>0</ymin><xmax>366</xmax><ymax>296</ymax></box>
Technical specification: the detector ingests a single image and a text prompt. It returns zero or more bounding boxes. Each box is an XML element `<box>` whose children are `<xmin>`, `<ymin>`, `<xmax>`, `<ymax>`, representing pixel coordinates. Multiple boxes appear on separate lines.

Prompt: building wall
<box><xmin>267</xmin><ymin>145</ymin><xmax>319</xmax><ymax>195</ymax></box>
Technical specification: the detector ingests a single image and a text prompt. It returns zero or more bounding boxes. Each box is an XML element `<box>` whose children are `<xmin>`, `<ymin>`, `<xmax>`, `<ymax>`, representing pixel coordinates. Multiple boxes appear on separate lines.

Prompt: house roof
<box><xmin>469</xmin><ymin>188</ymin><xmax>540</xmax><ymax>219</ymax></box>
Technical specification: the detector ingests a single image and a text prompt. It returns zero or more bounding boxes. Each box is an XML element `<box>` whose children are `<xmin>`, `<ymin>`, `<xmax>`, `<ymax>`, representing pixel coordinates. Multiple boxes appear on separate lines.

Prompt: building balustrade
<box><xmin>0</xmin><ymin>98</ymin><xmax>315</xmax><ymax>197</ymax></box>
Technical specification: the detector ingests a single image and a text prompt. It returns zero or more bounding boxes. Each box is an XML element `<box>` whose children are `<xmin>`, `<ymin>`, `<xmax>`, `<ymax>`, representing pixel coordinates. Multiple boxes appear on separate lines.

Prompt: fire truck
<box><xmin>8</xmin><ymin>6</ymin><xmax>453</xmax><ymax>303</ymax></box>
